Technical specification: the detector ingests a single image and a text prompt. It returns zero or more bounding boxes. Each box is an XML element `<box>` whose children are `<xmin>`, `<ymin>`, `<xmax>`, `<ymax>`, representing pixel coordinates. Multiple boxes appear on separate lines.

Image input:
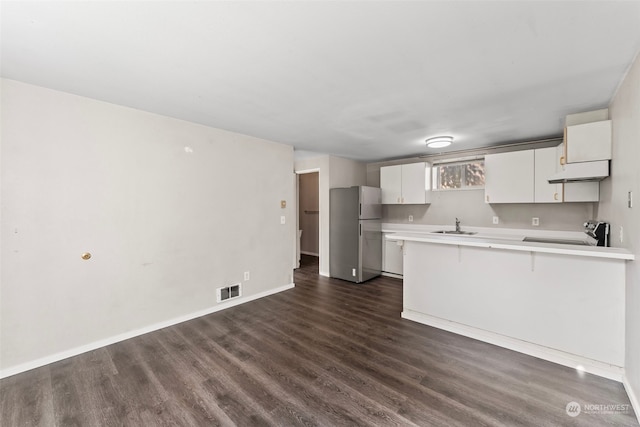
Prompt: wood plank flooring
<box><xmin>1</xmin><ymin>254</ymin><xmax>638</xmax><ymax>426</ymax></box>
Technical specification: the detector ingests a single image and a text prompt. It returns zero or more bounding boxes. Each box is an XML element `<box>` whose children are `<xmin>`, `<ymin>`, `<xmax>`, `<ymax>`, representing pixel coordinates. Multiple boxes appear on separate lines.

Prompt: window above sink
<box><xmin>432</xmin><ymin>158</ymin><xmax>485</xmax><ymax>191</ymax></box>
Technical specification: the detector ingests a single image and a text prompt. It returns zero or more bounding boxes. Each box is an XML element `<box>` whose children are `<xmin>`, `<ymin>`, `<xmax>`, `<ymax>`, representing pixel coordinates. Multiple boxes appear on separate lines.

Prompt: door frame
<box><xmin>295</xmin><ymin>168</ymin><xmax>321</xmax><ymax>269</ymax></box>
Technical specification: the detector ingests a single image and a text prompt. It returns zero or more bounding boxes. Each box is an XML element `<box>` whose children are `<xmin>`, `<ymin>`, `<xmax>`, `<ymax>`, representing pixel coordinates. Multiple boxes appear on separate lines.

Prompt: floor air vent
<box><xmin>217</xmin><ymin>283</ymin><xmax>242</xmax><ymax>303</ymax></box>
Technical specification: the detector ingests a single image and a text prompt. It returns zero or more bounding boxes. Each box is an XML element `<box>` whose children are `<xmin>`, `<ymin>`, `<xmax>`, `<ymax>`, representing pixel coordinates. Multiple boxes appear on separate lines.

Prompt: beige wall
<box><xmin>298</xmin><ymin>172</ymin><xmax>319</xmax><ymax>255</ymax></box>
<box><xmin>295</xmin><ymin>155</ymin><xmax>366</xmax><ymax>276</ymax></box>
<box><xmin>598</xmin><ymin>52</ymin><xmax>640</xmax><ymax>410</ymax></box>
<box><xmin>329</xmin><ymin>155</ymin><xmax>367</xmax><ymax>189</ymax></box>
<box><xmin>1</xmin><ymin>79</ymin><xmax>296</xmax><ymax>373</ymax></box>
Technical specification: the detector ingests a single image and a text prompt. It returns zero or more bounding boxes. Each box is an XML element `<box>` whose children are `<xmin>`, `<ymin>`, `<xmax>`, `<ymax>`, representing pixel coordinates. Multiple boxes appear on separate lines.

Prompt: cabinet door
<box><xmin>556</xmin><ymin>143</ymin><xmax>600</xmax><ymax>202</ymax></box>
<box><xmin>564</xmin><ymin>182</ymin><xmax>599</xmax><ymax>202</ymax></box>
<box><xmin>566</xmin><ymin>120</ymin><xmax>612</xmax><ymax>163</ymax></box>
<box><xmin>380</xmin><ymin>165</ymin><xmax>402</xmax><ymax>204</ymax></box>
<box><xmin>383</xmin><ymin>239</ymin><xmax>403</xmax><ymax>275</ymax></box>
<box><xmin>534</xmin><ymin>147</ymin><xmax>562</xmax><ymax>203</ymax></box>
<box><xmin>401</xmin><ymin>162</ymin><xmax>427</xmax><ymax>204</ymax></box>
<box><xmin>484</xmin><ymin>150</ymin><xmax>534</xmax><ymax>203</ymax></box>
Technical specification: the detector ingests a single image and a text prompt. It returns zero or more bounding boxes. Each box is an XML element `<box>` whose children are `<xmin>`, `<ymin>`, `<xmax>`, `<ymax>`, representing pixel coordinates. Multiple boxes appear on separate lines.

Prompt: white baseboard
<box><xmin>0</xmin><ymin>283</ymin><xmax>295</xmax><ymax>379</ymax></box>
<box><xmin>623</xmin><ymin>376</ymin><xmax>640</xmax><ymax>423</ymax></box>
<box><xmin>300</xmin><ymin>251</ymin><xmax>319</xmax><ymax>257</ymax></box>
<box><xmin>402</xmin><ymin>309</ymin><xmax>624</xmax><ymax>382</ymax></box>
<box><xmin>381</xmin><ymin>271</ymin><xmax>403</xmax><ymax>279</ymax></box>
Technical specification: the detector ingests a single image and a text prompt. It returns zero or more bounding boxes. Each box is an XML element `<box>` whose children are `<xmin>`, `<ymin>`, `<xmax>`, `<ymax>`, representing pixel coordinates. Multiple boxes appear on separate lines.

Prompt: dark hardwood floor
<box><xmin>1</xmin><ymin>254</ymin><xmax>637</xmax><ymax>426</ymax></box>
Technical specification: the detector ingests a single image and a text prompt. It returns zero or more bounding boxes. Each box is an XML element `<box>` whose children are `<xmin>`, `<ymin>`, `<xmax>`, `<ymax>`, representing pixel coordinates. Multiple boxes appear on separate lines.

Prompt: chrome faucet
<box><xmin>455</xmin><ymin>217</ymin><xmax>461</xmax><ymax>233</ymax></box>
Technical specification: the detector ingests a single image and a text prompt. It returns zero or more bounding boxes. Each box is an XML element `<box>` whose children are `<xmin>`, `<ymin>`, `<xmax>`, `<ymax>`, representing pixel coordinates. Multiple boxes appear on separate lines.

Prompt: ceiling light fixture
<box><xmin>426</xmin><ymin>136</ymin><xmax>453</xmax><ymax>148</ymax></box>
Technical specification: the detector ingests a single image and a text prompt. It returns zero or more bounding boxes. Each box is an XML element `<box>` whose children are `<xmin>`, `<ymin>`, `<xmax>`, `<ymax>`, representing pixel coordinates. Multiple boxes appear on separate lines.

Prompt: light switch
<box><xmin>280</xmin><ymin>216</ymin><xmax>286</xmax><ymax>225</ymax></box>
<box><xmin>493</xmin><ymin>216</ymin><xmax>499</xmax><ymax>225</ymax></box>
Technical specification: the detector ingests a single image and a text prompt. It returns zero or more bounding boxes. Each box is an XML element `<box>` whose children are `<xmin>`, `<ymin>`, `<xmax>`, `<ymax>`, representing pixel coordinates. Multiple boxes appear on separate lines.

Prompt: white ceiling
<box><xmin>2</xmin><ymin>1</ymin><xmax>640</xmax><ymax>162</ymax></box>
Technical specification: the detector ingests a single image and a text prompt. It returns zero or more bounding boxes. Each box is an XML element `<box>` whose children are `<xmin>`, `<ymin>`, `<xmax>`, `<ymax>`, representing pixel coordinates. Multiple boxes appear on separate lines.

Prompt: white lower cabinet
<box><xmin>402</xmin><ymin>241</ymin><xmax>625</xmax><ymax>368</ymax></box>
<box><xmin>383</xmin><ymin>237</ymin><xmax>403</xmax><ymax>276</ymax></box>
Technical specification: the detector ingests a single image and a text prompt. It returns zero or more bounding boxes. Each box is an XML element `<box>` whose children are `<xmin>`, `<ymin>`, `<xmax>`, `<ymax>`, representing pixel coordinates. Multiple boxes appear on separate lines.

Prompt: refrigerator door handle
<box><xmin>360</xmin><ymin>224</ymin><xmax>362</xmax><ymax>236</ymax></box>
<box><xmin>359</xmin><ymin>203</ymin><xmax>362</xmax><ymax>217</ymax></box>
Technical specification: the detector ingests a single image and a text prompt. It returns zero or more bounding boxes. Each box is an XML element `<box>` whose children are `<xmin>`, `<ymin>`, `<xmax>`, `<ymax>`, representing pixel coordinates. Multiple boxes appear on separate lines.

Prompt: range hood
<box><xmin>548</xmin><ymin>160</ymin><xmax>609</xmax><ymax>183</ymax></box>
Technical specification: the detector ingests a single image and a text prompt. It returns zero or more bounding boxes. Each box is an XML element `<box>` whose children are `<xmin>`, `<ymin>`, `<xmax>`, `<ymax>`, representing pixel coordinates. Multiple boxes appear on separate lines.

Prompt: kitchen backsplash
<box><xmin>381</xmin><ymin>188</ymin><xmax>596</xmax><ymax>231</ymax></box>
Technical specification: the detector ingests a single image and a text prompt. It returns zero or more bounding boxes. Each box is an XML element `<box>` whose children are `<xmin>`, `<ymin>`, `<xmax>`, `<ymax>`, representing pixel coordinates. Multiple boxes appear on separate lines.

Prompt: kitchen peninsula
<box><xmin>387</xmin><ymin>227</ymin><xmax>634</xmax><ymax>380</ymax></box>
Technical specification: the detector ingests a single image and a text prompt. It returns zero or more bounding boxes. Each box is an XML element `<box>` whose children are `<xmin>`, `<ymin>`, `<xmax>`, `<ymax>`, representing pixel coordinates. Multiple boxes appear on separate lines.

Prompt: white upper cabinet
<box><xmin>486</xmin><ymin>145</ymin><xmax>599</xmax><ymax>204</ymax></box>
<box><xmin>380</xmin><ymin>162</ymin><xmax>431</xmax><ymax>204</ymax></box>
<box><xmin>556</xmin><ymin>143</ymin><xmax>599</xmax><ymax>202</ymax></box>
<box><xmin>563</xmin><ymin>109</ymin><xmax>611</xmax><ymax>164</ymax></box>
<box><xmin>564</xmin><ymin>181</ymin><xmax>599</xmax><ymax>202</ymax></box>
<box><xmin>484</xmin><ymin>150</ymin><xmax>534</xmax><ymax>203</ymax></box>
<box><xmin>484</xmin><ymin>144</ymin><xmax>600</xmax><ymax>203</ymax></box>
<box><xmin>565</xmin><ymin>120</ymin><xmax>612</xmax><ymax>163</ymax></box>
<box><xmin>380</xmin><ymin>165</ymin><xmax>402</xmax><ymax>204</ymax></box>
<box><xmin>534</xmin><ymin>146</ymin><xmax>562</xmax><ymax>203</ymax></box>
<box><xmin>401</xmin><ymin>162</ymin><xmax>430</xmax><ymax>204</ymax></box>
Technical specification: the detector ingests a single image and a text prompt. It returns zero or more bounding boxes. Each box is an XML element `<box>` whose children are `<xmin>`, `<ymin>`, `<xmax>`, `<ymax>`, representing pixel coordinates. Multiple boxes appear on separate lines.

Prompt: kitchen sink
<box><xmin>523</xmin><ymin>237</ymin><xmax>591</xmax><ymax>246</ymax></box>
<box><xmin>432</xmin><ymin>230</ymin><xmax>478</xmax><ymax>235</ymax></box>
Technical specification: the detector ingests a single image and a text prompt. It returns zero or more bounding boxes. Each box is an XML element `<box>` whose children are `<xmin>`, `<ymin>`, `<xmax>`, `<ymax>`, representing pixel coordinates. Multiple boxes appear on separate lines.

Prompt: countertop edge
<box><xmin>387</xmin><ymin>232</ymin><xmax>635</xmax><ymax>261</ymax></box>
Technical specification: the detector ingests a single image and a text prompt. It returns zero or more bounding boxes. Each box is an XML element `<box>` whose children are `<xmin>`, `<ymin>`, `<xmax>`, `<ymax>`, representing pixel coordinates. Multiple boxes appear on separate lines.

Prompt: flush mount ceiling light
<box><xmin>426</xmin><ymin>136</ymin><xmax>453</xmax><ymax>148</ymax></box>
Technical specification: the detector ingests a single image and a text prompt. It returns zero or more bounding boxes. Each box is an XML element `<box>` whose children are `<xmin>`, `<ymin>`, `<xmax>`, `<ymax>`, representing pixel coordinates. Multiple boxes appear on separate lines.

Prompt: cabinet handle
<box><xmin>560</xmin><ymin>156</ymin><xmax>565</xmax><ymax>166</ymax></box>
<box><xmin>554</xmin><ymin>192</ymin><xmax>558</xmax><ymax>201</ymax></box>
<box><xmin>486</xmin><ymin>195</ymin><xmax>490</xmax><ymax>202</ymax></box>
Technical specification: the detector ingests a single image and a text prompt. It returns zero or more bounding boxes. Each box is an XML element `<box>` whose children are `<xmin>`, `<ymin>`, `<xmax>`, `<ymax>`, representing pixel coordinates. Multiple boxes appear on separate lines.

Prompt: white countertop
<box><xmin>382</xmin><ymin>224</ymin><xmax>634</xmax><ymax>261</ymax></box>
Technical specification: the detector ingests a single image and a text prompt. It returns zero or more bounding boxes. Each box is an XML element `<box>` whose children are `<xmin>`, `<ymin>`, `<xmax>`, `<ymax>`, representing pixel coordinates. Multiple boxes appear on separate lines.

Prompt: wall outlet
<box><xmin>492</xmin><ymin>216</ymin><xmax>499</xmax><ymax>225</ymax></box>
<box><xmin>280</xmin><ymin>216</ymin><xmax>286</xmax><ymax>225</ymax></box>
<box><xmin>244</xmin><ymin>271</ymin><xmax>250</xmax><ymax>281</ymax></box>
<box><xmin>532</xmin><ymin>217</ymin><xmax>539</xmax><ymax>226</ymax></box>
<box><xmin>408</xmin><ymin>215</ymin><xmax>414</xmax><ymax>222</ymax></box>
<box><xmin>620</xmin><ymin>226</ymin><xmax>624</xmax><ymax>243</ymax></box>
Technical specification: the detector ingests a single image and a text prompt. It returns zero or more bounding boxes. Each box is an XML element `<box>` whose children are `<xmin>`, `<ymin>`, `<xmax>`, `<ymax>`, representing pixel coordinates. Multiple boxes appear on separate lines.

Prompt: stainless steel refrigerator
<box><xmin>329</xmin><ymin>186</ymin><xmax>382</xmax><ymax>283</ymax></box>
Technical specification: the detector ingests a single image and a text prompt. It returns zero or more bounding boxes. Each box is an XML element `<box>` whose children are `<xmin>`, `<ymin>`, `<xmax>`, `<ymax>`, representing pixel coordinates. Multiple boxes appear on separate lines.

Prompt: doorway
<box><xmin>296</xmin><ymin>171</ymin><xmax>319</xmax><ymax>270</ymax></box>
